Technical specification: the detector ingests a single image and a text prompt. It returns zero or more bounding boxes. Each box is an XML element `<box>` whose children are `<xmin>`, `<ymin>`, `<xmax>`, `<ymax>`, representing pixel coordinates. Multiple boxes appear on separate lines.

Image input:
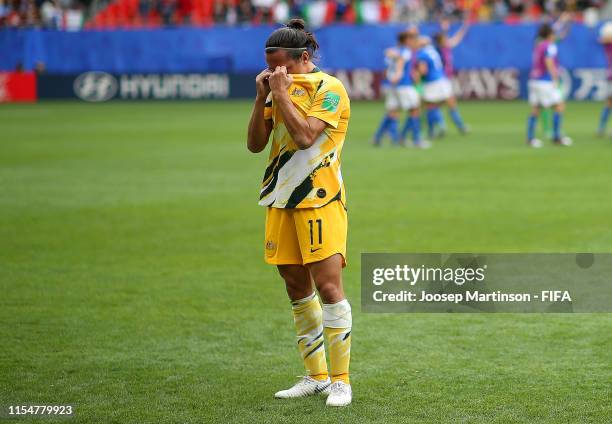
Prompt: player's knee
<box><xmin>317</xmin><ymin>281</ymin><xmax>343</xmax><ymax>304</ymax></box>
<box><xmin>312</xmin><ymin>268</ymin><xmax>343</xmax><ymax>303</ymax></box>
<box><xmin>278</xmin><ymin>267</ymin><xmax>310</xmax><ymax>297</ymax></box>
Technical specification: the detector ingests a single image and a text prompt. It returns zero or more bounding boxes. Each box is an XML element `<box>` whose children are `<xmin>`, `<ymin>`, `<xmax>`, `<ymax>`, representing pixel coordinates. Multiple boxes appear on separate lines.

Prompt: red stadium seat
<box><xmin>191</xmin><ymin>0</ymin><xmax>212</xmax><ymax>26</ymax></box>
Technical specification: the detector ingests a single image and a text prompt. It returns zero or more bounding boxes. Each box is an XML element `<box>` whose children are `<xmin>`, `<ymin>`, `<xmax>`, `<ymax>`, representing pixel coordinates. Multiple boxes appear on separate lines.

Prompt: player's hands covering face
<box><xmin>255</xmin><ymin>69</ymin><xmax>272</xmax><ymax>99</ymax></box>
<box><xmin>268</xmin><ymin>66</ymin><xmax>293</xmax><ymax>94</ymax></box>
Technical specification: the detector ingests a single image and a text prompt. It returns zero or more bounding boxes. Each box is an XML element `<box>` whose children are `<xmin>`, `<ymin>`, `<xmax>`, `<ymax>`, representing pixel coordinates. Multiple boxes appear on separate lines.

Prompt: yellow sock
<box><xmin>323</xmin><ymin>300</ymin><xmax>352</xmax><ymax>384</ymax></box>
<box><xmin>291</xmin><ymin>292</ymin><xmax>328</xmax><ymax>381</ymax></box>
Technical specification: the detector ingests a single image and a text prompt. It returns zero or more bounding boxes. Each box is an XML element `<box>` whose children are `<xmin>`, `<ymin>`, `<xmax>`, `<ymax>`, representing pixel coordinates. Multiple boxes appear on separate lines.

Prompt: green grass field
<box><xmin>1</xmin><ymin>100</ymin><xmax>611</xmax><ymax>423</ymax></box>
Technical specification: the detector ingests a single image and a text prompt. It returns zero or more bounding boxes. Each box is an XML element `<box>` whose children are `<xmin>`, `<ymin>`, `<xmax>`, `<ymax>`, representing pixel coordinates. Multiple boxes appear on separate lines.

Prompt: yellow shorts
<box><xmin>264</xmin><ymin>200</ymin><xmax>347</xmax><ymax>266</ymax></box>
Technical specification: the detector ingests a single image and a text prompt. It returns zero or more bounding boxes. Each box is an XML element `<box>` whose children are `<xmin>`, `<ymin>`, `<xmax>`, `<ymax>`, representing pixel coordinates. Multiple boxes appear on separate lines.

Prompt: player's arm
<box><xmin>545</xmin><ymin>57</ymin><xmax>558</xmax><ymax>85</ymax></box>
<box><xmin>269</xmin><ymin>66</ymin><xmax>327</xmax><ymax>150</ymax></box>
<box><xmin>411</xmin><ymin>66</ymin><xmax>422</xmax><ymax>85</ymax></box>
<box><xmin>247</xmin><ymin>69</ymin><xmax>274</xmax><ymax>153</ymax></box>
<box><xmin>384</xmin><ymin>47</ymin><xmax>400</xmax><ymax>59</ymax></box>
<box><xmin>553</xmin><ymin>12</ymin><xmax>571</xmax><ymax>41</ymax></box>
<box><xmin>544</xmin><ymin>46</ymin><xmax>558</xmax><ymax>85</ymax></box>
<box><xmin>447</xmin><ymin>21</ymin><xmax>469</xmax><ymax>48</ymax></box>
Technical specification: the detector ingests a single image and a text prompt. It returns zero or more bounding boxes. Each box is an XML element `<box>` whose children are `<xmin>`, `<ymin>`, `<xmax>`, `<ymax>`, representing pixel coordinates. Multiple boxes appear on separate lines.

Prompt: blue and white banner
<box><xmin>35</xmin><ymin>68</ymin><xmax>609</xmax><ymax>101</ymax></box>
<box><xmin>37</xmin><ymin>72</ymin><xmax>257</xmax><ymax>100</ymax></box>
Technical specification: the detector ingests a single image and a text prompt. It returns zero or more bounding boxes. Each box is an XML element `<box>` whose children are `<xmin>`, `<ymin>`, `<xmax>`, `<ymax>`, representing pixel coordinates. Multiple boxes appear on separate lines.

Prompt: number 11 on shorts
<box><xmin>308</xmin><ymin>219</ymin><xmax>322</xmax><ymax>246</ymax></box>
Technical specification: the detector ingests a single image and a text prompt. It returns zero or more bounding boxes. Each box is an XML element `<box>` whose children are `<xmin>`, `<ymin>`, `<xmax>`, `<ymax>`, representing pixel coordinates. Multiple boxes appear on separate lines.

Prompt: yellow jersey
<box><xmin>259</xmin><ymin>69</ymin><xmax>350</xmax><ymax>209</ymax></box>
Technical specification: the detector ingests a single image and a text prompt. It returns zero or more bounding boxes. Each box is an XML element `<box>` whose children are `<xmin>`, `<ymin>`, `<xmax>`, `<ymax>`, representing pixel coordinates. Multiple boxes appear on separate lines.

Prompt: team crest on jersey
<box><xmin>290</xmin><ymin>87</ymin><xmax>306</xmax><ymax>97</ymax></box>
<box><xmin>322</xmin><ymin>92</ymin><xmax>340</xmax><ymax>112</ymax></box>
<box><xmin>265</xmin><ymin>240</ymin><xmax>276</xmax><ymax>250</ymax></box>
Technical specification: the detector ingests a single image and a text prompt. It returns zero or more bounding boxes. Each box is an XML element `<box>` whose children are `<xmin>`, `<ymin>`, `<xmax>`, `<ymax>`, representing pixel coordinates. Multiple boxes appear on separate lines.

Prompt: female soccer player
<box><xmin>526</xmin><ymin>23</ymin><xmax>572</xmax><ymax>148</ymax></box>
<box><xmin>431</xmin><ymin>19</ymin><xmax>469</xmax><ymax>137</ymax></box>
<box><xmin>434</xmin><ymin>19</ymin><xmax>469</xmax><ymax>80</ymax></box>
<box><xmin>373</xmin><ymin>30</ymin><xmax>427</xmax><ymax>148</ymax></box>
<box><xmin>246</xmin><ymin>19</ymin><xmax>352</xmax><ymax>407</ymax></box>
<box><xmin>409</xmin><ymin>33</ymin><xmax>467</xmax><ymax>139</ymax></box>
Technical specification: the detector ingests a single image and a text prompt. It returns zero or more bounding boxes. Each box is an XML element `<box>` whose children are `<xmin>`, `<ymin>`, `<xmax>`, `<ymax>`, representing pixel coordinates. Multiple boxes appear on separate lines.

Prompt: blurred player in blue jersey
<box><xmin>598</xmin><ymin>22</ymin><xmax>612</xmax><ymax>137</ymax></box>
<box><xmin>409</xmin><ymin>33</ymin><xmax>468</xmax><ymax>140</ymax></box>
<box><xmin>432</xmin><ymin>19</ymin><xmax>469</xmax><ymax>135</ymax></box>
<box><xmin>526</xmin><ymin>23</ymin><xmax>572</xmax><ymax>148</ymax></box>
<box><xmin>434</xmin><ymin>19</ymin><xmax>469</xmax><ymax>80</ymax></box>
<box><xmin>539</xmin><ymin>14</ymin><xmax>572</xmax><ymax>140</ymax></box>
<box><xmin>373</xmin><ymin>30</ymin><xmax>427</xmax><ymax>148</ymax></box>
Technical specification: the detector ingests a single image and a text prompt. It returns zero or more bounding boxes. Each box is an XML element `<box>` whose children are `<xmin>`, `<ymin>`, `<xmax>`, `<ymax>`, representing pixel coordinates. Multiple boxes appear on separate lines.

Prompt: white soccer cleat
<box><xmin>325</xmin><ymin>381</ymin><xmax>352</xmax><ymax>407</ymax></box>
<box><xmin>274</xmin><ymin>376</ymin><xmax>331</xmax><ymax>399</ymax></box>
<box><xmin>528</xmin><ymin>138</ymin><xmax>543</xmax><ymax>148</ymax></box>
<box><xmin>554</xmin><ymin>136</ymin><xmax>573</xmax><ymax>146</ymax></box>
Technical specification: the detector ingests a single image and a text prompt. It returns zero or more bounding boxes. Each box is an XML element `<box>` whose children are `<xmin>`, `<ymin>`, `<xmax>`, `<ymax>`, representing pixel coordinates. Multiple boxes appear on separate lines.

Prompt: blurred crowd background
<box><xmin>0</xmin><ymin>0</ymin><xmax>610</xmax><ymax>31</ymax></box>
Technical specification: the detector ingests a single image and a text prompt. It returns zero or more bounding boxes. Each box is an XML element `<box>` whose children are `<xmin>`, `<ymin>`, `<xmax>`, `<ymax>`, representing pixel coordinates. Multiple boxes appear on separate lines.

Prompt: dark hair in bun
<box><xmin>538</xmin><ymin>23</ymin><xmax>553</xmax><ymax>39</ymax></box>
<box><xmin>286</xmin><ymin>18</ymin><xmax>306</xmax><ymax>31</ymax></box>
<box><xmin>265</xmin><ymin>18</ymin><xmax>319</xmax><ymax>59</ymax></box>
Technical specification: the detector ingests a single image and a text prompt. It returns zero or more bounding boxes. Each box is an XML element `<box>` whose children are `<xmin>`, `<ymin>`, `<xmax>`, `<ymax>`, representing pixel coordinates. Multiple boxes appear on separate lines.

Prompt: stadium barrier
<box><xmin>0</xmin><ymin>24</ymin><xmax>606</xmax><ymax>73</ymax></box>
<box><xmin>27</xmin><ymin>68</ymin><xmax>609</xmax><ymax>102</ymax></box>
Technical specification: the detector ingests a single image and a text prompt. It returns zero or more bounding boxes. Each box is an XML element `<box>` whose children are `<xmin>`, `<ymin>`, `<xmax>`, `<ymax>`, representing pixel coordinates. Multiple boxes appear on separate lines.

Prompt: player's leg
<box><xmin>552</xmin><ymin>101</ymin><xmax>572</xmax><ymax>146</ymax></box>
<box><xmin>409</xmin><ymin>107</ymin><xmax>430</xmax><ymax>148</ymax></box>
<box><xmin>307</xmin><ymin>255</ymin><xmax>352</xmax><ymax>407</ymax></box>
<box><xmin>400</xmin><ymin>87</ymin><xmax>428</xmax><ymax>147</ymax></box>
<box><xmin>527</xmin><ymin>80</ymin><xmax>543</xmax><ymax>148</ymax></box>
<box><xmin>373</xmin><ymin>113</ymin><xmax>391</xmax><ymax>146</ymax></box>
<box><xmin>386</xmin><ymin>110</ymin><xmax>401</xmax><ymax>145</ymax></box>
<box><xmin>527</xmin><ymin>104</ymin><xmax>541</xmax><ymax>147</ymax></box>
<box><xmin>374</xmin><ymin>87</ymin><xmax>400</xmax><ymax>146</ymax></box>
<box><xmin>437</xmin><ymin>106</ymin><xmax>447</xmax><ymax>136</ymax></box>
<box><xmin>400</xmin><ymin>111</ymin><xmax>413</xmax><ymax>143</ymax></box>
<box><xmin>425</xmin><ymin>103</ymin><xmax>441</xmax><ymax>139</ymax></box>
<box><xmin>423</xmin><ymin>82</ymin><xmax>443</xmax><ymax>139</ymax></box>
<box><xmin>435</xmin><ymin>80</ymin><xmax>449</xmax><ymax>137</ymax></box>
<box><xmin>552</xmin><ymin>102</ymin><xmax>564</xmax><ymax>141</ymax></box>
<box><xmin>544</xmin><ymin>81</ymin><xmax>571</xmax><ymax>146</ymax></box>
<box><xmin>295</xmin><ymin>202</ymin><xmax>352</xmax><ymax>406</ymax></box>
<box><xmin>398</xmin><ymin>86</ymin><xmax>416</xmax><ymax>145</ymax></box>
<box><xmin>598</xmin><ymin>97</ymin><xmax>612</xmax><ymax>137</ymax></box>
<box><xmin>541</xmin><ymin>108</ymin><xmax>552</xmax><ymax>140</ymax></box>
<box><xmin>446</xmin><ymin>95</ymin><xmax>467</xmax><ymax>134</ymax></box>
<box><xmin>273</xmin><ymin>264</ymin><xmax>331</xmax><ymax>398</ymax></box>
<box><xmin>265</xmin><ymin>208</ymin><xmax>330</xmax><ymax>399</ymax></box>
